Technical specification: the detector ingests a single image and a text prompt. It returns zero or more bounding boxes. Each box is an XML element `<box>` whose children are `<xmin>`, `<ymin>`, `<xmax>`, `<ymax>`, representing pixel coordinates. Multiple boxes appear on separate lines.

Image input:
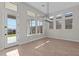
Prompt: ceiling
<box><xmin>26</xmin><ymin>2</ymin><xmax>79</xmax><ymax>16</ymax></box>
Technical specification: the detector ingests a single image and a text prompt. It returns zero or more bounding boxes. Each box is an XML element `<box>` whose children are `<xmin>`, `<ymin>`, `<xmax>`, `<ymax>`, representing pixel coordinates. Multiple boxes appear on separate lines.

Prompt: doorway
<box><xmin>5</xmin><ymin>15</ymin><xmax>17</xmax><ymax>48</ymax></box>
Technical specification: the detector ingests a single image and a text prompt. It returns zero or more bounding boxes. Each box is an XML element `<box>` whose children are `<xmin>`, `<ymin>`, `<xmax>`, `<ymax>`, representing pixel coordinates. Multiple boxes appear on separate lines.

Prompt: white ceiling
<box><xmin>26</xmin><ymin>2</ymin><xmax>47</xmax><ymax>14</ymax></box>
<box><xmin>26</xmin><ymin>2</ymin><xmax>79</xmax><ymax>16</ymax></box>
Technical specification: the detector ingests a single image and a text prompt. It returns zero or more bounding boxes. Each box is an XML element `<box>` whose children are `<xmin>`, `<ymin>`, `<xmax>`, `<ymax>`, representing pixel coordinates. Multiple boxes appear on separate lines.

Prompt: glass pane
<box><xmin>37</xmin><ymin>21</ymin><xmax>43</xmax><ymax>33</ymax></box>
<box><xmin>56</xmin><ymin>21</ymin><xmax>62</xmax><ymax>29</ymax></box>
<box><xmin>31</xmin><ymin>20</ymin><xmax>36</xmax><ymax>26</ymax></box>
<box><xmin>39</xmin><ymin>21</ymin><xmax>43</xmax><ymax>26</ymax></box>
<box><xmin>37</xmin><ymin>21</ymin><xmax>40</xmax><ymax>33</ymax></box>
<box><xmin>37</xmin><ymin>21</ymin><xmax>40</xmax><ymax>26</ymax></box>
<box><xmin>49</xmin><ymin>22</ymin><xmax>53</xmax><ymax>29</ymax></box>
<box><xmin>65</xmin><ymin>19</ymin><xmax>72</xmax><ymax>29</ymax></box>
<box><xmin>30</xmin><ymin>20</ymin><xmax>36</xmax><ymax>34</ymax></box>
<box><xmin>7</xmin><ymin>17</ymin><xmax>16</xmax><ymax>44</ymax></box>
<box><xmin>39</xmin><ymin>26</ymin><xmax>43</xmax><ymax>33</ymax></box>
<box><xmin>31</xmin><ymin>27</ymin><xmax>36</xmax><ymax>34</ymax></box>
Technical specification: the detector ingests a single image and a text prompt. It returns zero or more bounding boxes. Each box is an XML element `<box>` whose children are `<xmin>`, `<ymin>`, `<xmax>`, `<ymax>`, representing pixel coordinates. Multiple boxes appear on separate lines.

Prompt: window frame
<box><xmin>49</xmin><ymin>21</ymin><xmax>54</xmax><ymax>29</ymax></box>
<box><xmin>37</xmin><ymin>20</ymin><xmax>43</xmax><ymax>34</ymax></box>
<box><xmin>65</xmin><ymin>18</ymin><xmax>73</xmax><ymax>29</ymax></box>
<box><xmin>30</xmin><ymin>19</ymin><xmax>37</xmax><ymax>34</ymax></box>
<box><xmin>28</xmin><ymin>18</ymin><xmax>43</xmax><ymax>36</ymax></box>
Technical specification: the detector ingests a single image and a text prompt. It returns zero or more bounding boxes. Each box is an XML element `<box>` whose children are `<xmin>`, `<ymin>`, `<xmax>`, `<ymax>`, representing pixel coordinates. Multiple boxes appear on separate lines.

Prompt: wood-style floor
<box><xmin>0</xmin><ymin>37</ymin><xmax>79</xmax><ymax>56</ymax></box>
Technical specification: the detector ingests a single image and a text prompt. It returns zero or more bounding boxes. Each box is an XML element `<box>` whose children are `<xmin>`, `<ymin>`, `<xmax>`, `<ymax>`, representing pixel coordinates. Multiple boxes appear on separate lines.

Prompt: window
<box><xmin>30</xmin><ymin>20</ymin><xmax>36</xmax><ymax>34</ymax></box>
<box><xmin>49</xmin><ymin>22</ymin><xmax>53</xmax><ymax>29</ymax></box>
<box><xmin>29</xmin><ymin>20</ymin><xmax>43</xmax><ymax>35</ymax></box>
<box><xmin>55</xmin><ymin>14</ymin><xmax>63</xmax><ymax>29</ymax></box>
<box><xmin>65</xmin><ymin>19</ymin><xmax>72</xmax><ymax>29</ymax></box>
<box><xmin>56</xmin><ymin>21</ymin><xmax>62</xmax><ymax>29</ymax></box>
<box><xmin>37</xmin><ymin>21</ymin><xmax>43</xmax><ymax>33</ymax></box>
<box><xmin>64</xmin><ymin>12</ymin><xmax>73</xmax><ymax>29</ymax></box>
<box><xmin>5</xmin><ymin>2</ymin><xmax>17</xmax><ymax>11</ymax></box>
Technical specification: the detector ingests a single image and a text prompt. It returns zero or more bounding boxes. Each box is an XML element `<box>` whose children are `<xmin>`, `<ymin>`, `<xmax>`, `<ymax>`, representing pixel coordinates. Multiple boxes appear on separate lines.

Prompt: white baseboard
<box><xmin>47</xmin><ymin>36</ymin><xmax>79</xmax><ymax>43</ymax></box>
<box><xmin>18</xmin><ymin>36</ymin><xmax>45</xmax><ymax>45</ymax></box>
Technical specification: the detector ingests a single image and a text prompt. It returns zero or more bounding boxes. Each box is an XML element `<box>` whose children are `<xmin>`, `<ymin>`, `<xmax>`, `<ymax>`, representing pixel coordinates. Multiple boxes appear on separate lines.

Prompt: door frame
<box><xmin>4</xmin><ymin>9</ymin><xmax>18</xmax><ymax>48</ymax></box>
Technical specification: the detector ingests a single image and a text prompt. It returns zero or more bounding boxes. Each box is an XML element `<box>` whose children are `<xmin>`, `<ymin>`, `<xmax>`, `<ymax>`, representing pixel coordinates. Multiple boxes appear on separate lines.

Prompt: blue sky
<box><xmin>7</xmin><ymin>18</ymin><xmax>16</xmax><ymax>29</ymax></box>
<box><xmin>7</xmin><ymin>19</ymin><xmax>43</xmax><ymax>29</ymax></box>
<box><xmin>31</xmin><ymin>20</ymin><xmax>43</xmax><ymax>26</ymax></box>
<box><xmin>32</xmin><ymin>20</ymin><xmax>36</xmax><ymax>26</ymax></box>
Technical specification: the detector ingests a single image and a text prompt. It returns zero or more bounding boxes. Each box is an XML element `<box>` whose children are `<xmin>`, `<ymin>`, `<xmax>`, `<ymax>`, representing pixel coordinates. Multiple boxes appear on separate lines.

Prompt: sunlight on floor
<box><xmin>6</xmin><ymin>49</ymin><xmax>19</xmax><ymax>56</ymax></box>
<box><xmin>35</xmin><ymin>40</ymin><xmax>50</xmax><ymax>49</ymax></box>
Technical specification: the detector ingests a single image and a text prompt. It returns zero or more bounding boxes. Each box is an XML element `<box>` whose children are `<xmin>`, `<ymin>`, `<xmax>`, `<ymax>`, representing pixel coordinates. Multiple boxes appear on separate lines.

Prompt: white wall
<box><xmin>49</xmin><ymin>2</ymin><xmax>79</xmax><ymax>15</ymax></box>
<box><xmin>46</xmin><ymin>5</ymin><xmax>79</xmax><ymax>42</ymax></box>
<box><xmin>0</xmin><ymin>3</ymin><xmax>5</xmax><ymax>50</ymax></box>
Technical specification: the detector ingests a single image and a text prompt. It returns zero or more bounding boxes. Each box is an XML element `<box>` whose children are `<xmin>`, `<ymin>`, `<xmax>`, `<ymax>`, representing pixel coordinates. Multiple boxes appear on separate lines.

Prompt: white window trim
<box><xmin>27</xmin><ymin>19</ymin><xmax>43</xmax><ymax>36</ymax></box>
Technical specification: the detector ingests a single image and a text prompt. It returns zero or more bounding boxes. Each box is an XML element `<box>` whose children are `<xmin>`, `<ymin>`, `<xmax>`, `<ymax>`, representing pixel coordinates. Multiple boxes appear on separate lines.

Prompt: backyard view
<box><xmin>7</xmin><ymin>17</ymin><xmax>16</xmax><ymax>44</ymax></box>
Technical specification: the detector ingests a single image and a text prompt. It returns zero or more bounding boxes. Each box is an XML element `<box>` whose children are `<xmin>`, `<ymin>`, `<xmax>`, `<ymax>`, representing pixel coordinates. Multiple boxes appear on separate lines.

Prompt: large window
<box><xmin>29</xmin><ymin>20</ymin><xmax>43</xmax><ymax>35</ymax></box>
